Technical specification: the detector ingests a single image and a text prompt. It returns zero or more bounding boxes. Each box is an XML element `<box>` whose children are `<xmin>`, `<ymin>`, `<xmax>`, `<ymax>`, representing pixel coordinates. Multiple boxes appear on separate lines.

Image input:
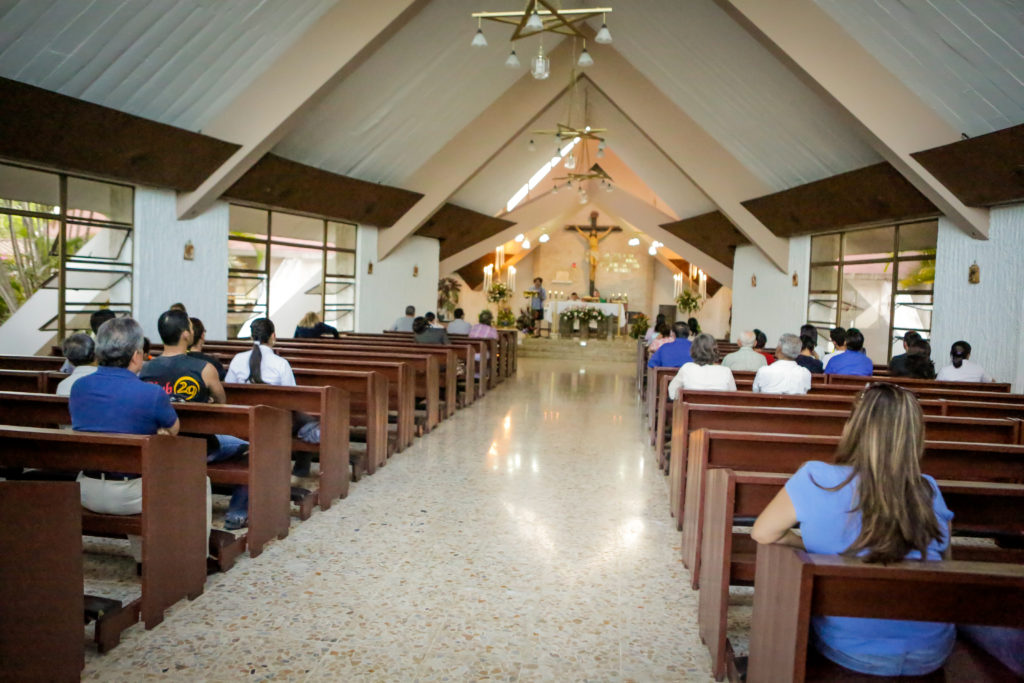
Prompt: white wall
<box><xmin>133</xmin><ymin>187</ymin><xmax>228</xmax><ymax>341</ymax></box>
<box><xmin>731</xmin><ymin>237</ymin><xmax>810</xmax><ymax>344</ymax></box>
<box><xmin>356</xmin><ymin>227</ymin><xmax>439</xmax><ymax>333</ymax></box>
<box><xmin>932</xmin><ymin>204</ymin><xmax>1024</xmax><ymax>388</ymax></box>
<box><xmin>699</xmin><ymin>286</ymin><xmax>733</xmax><ymax>340</ymax></box>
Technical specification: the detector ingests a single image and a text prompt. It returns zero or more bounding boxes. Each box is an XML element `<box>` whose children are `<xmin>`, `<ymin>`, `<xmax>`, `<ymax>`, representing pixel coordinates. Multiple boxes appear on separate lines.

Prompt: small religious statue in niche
<box><xmin>751</xmin><ymin>274</ymin><xmax>757</xmax><ymax>288</ymax></box>
<box><xmin>968</xmin><ymin>262</ymin><xmax>980</xmax><ymax>284</ymax></box>
<box><xmin>367</xmin><ymin>262</ymin><xmax>374</xmax><ymax>275</ymax></box>
<box><xmin>792</xmin><ymin>272</ymin><xmax>799</xmax><ymax>287</ymax></box>
<box><xmin>183</xmin><ymin>240</ymin><xmax>195</xmax><ymax>261</ymax></box>
<box><xmin>413</xmin><ymin>266</ymin><xmax>419</xmax><ymax>277</ymax></box>
<box><xmin>566</xmin><ymin>211</ymin><xmax>621</xmax><ymax>295</ymax></box>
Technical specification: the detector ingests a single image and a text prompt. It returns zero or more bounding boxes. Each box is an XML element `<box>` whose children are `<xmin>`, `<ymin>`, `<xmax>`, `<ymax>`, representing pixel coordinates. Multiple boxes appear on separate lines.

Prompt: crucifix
<box><xmin>566</xmin><ymin>211</ymin><xmax>621</xmax><ymax>295</ymax></box>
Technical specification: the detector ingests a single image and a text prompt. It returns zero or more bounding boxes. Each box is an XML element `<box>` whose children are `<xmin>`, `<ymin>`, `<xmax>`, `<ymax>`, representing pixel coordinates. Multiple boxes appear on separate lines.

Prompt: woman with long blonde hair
<box><xmin>752</xmin><ymin>383</ymin><xmax>954</xmax><ymax>676</ymax></box>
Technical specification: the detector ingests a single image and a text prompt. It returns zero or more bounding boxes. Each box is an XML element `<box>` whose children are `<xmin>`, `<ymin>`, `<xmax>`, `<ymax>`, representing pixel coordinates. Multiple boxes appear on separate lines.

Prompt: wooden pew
<box><xmin>680</xmin><ymin>431</ymin><xmax>1024</xmax><ymax>586</ymax></box>
<box><xmin>1</xmin><ymin>481</ymin><xmax>84</xmax><ymax>678</ymax></box>
<box><xmin>0</xmin><ymin>427</ymin><xmax>207</xmax><ymax>633</ymax></box>
<box><xmin>0</xmin><ymin>368</ymin><xmax>53</xmax><ymax>392</ymax></box>
<box><xmin>698</xmin><ymin>469</ymin><xmax>1024</xmax><ymax>680</ymax></box>
<box><xmin>222</xmin><ymin>384</ymin><xmax>350</xmax><ymax>504</ymax></box>
<box><xmin>668</xmin><ymin>402</ymin><xmax>1023</xmax><ymax>526</ymax></box>
<box><xmin>290</xmin><ymin>369</ymin><xmax>389</xmax><ymax>474</ymax></box>
<box><xmin>379</xmin><ymin>331</ymin><xmax>497</xmax><ymax>392</ymax></box>
<box><xmin>826</xmin><ymin>372</ymin><xmax>1012</xmax><ymax>393</ymax></box>
<box><xmin>748</xmin><ymin>544</ymin><xmax>1024</xmax><ymax>683</ymax></box>
<box><xmin>190</xmin><ymin>346</ymin><xmax>417</xmax><ymax>449</ymax></box>
<box><xmin>0</xmin><ymin>393</ymin><xmax>292</xmax><ymax>558</ymax></box>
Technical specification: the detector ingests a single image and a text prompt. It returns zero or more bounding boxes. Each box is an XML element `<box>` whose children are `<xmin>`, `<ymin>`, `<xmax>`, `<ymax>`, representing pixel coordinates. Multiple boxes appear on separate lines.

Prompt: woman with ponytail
<box><xmin>752</xmin><ymin>383</ymin><xmax>954</xmax><ymax>676</ymax></box>
<box><xmin>936</xmin><ymin>340</ymin><xmax>993</xmax><ymax>382</ymax></box>
<box><xmin>225</xmin><ymin>318</ymin><xmax>294</xmax><ymax>385</ymax></box>
<box><xmin>224</xmin><ymin>318</ymin><xmax>320</xmax><ymax>476</ymax></box>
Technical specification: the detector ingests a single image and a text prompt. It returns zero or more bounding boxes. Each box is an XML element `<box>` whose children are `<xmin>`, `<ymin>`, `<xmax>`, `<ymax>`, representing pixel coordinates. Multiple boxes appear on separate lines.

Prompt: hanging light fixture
<box><xmin>628</xmin><ymin>237</ymin><xmax>640</xmax><ymax>247</ymax></box>
<box><xmin>471</xmin><ymin>18</ymin><xmax>488</xmax><ymax>47</ymax></box>
<box><xmin>551</xmin><ymin>183</ymin><xmax>559</xmax><ymax>194</ymax></box>
<box><xmin>595</xmin><ymin>13</ymin><xmax>613</xmax><ymax>44</ymax></box>
<box><xmin>563</xmin><ymin>152</ymin><xmax>576</xmax><ymax>170</ymax></box>
<box><xmin>522</xmin><ymin>238</ymin><xmax>532</xmax><ymax>249</ymax></box>
<box><xmin>471</xmin><ymin>5</ymin><xmax>613</xmax><ymax>70</ymax></box>
<box><xmin>597</xmin><ymin>140</ymin><xmax>606</xmax><ymax>158</ymax></box>
<box><xmin>514</xmin><ymin>233</ymin><xmax>525</xmax><ymax>242</ymax></box>
<box><xmin>539</xmin><ymin>233</ymin><xmax>550</xmax><ymax>243</ymax></box>
<box><xmin>578</xmin><ymin>188</ymin><xmax>588</xmax><ymax>204</ymax></box>
<box><xmin>525</xmin><ymin>3</ymin><xmax>544</xmax><ymax>32</ymax></box>
<box><xmin>648</xmin><ymin>244</ymin><xmax>657</xmax><ymax>255</ymax></box>
<box><xmin>531</xmin><ymin>42</ymin><xmax>550</xmax><ymax>80</ymax></box>
<box><xmin>527</xmin><ymin>138</ymin><xmax>535</xmax><ymax>152</ymax></box>
<box><xmin>577</xmin><ymin>42</ymin><xmax>594</xmax><ymax>68</ymax></box>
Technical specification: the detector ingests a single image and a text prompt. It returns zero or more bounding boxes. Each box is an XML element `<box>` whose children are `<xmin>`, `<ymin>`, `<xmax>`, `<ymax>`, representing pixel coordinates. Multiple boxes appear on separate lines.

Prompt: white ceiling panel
<box><xmin>0</xmin><ymin>0</ymin><xmax>338</xmax><ymax>131</ymax></box>
<box><xmin>273</xmin><ymin>0</ymin><xmax>565</xmax><ymax>187</ymax></box>
<box><xmin>593</xmin><ymin>0</ymin><xmax>881</xmax><ymax>191</ymax></box>
<box><xmin>816</xmin><ymin>0</ymin><xmax>1024</xmax><ymax>136</ymax></box>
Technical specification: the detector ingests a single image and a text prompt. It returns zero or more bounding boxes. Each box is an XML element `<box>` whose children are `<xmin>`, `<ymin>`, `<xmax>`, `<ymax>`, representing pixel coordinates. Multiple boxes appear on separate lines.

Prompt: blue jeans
<box><xmin>207</xmin><ymin>434</ymin><xmax>249</xmax><ymax>520</ymax></box>
<box><xmin>814</xmin><ymin>629</ymin><xmax>953</xmax><ymax>676</ymax></box>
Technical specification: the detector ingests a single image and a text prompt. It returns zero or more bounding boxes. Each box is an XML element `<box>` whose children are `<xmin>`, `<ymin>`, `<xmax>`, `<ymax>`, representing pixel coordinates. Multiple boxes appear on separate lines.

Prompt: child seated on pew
<box><xmin>751</xmin><ymin>383</ymin><xmax>955</xmax><ymax>677</ymax></box>
<box><xmin>225</xmin><ymin>318</ymin><xmax>322</xmax><ymax>477</ymax></box>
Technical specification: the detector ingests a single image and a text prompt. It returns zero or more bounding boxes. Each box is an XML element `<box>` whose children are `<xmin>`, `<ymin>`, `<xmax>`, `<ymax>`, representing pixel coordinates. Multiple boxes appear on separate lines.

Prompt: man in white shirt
<box><xmin>389</xmin><ymin>305</ymin><xmax>416</xmax><ymax>332</ymax></box>
<box><xmin>56</xmin><ymin>333</ymin><xmax>98</xmax><ymax>396</ymax></box>
<box><xmin>753</xmin><ymin>333</ymin><xmax>811</xmax><ymax>394</ymax></box>
<box><xmin>721</xmin><ymin>330</ymin><xmax>767</xmax><ymax>372</ymax></box>
<box><xmin>446</xmin><ymin>308</ymin><xmax>472</xmax><ymax>335</ymax></box>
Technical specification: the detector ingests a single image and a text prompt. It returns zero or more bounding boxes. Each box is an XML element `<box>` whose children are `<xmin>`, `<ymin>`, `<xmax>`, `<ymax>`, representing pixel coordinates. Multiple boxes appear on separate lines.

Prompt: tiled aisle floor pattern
<box><xmin>83</xmin><ymin>359</ymin><xmax>713</xmax><ymax>682</ymax></box>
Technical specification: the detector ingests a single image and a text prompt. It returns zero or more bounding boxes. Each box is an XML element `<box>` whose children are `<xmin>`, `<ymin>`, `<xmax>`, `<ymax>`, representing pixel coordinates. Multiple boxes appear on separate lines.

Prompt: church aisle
<box><xmin>83</xmin><ymin>358</ymin><xmax>712</xmax><ymax>682</ymax></box>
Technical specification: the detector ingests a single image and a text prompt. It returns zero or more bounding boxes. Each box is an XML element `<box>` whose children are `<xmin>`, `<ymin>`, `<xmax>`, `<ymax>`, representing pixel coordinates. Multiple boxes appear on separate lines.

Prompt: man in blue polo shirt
<box><xmin>823</xmin><ymin>327</ymin><xmax>874</xmax><ymax>376</ymax></box>
<box><xmin>648</xmin><ymin>321</ymin><xmax>693</xmax><ymax>368</ymax></box>
<box><xmin>70</xmin><ymin>316</ymin><xmax>192</xmax><ymax>563</ymax></box>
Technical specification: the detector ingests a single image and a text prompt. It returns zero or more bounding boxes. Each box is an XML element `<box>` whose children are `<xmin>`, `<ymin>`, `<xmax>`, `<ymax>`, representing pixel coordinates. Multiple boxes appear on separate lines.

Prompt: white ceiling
<box><xmin>0</xmin><ymin>0</ymin><xmax>338</xmax><ymax>131</ymax></box>
<box><xmin>816</xmin><ymin>0</ymin><xmax>1024</xmax><ymax>137</ymax></box>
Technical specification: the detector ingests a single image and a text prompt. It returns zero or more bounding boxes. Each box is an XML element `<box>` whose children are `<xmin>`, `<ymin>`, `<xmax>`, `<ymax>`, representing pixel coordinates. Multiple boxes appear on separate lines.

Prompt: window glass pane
<box><xmin>893</xmin><ymin>295</ymin><xmax>932</xmax><ymax>339</ymax></box>
<box><xmin>842</xmin><ymin>226</ymin><xmax>895</xmax><ymax>261</ymax></box>
<box><xmin>228</xmin><ymin>275</ymin><xmax>267</xmax><ymax>339</ymax></box>
<box><xmin>325</xmin><ymin>309</ymin><xmax>354</xmax><ymax>333</ymax></box>
<box><xmin>271</xmin><ymin>212</ymin><xmax>322</xmax><ymax>245</ymax></box>
<box><xmin>810</xmin><ymin>233</ymin><xmax>840</xmax><ymax>263</ymax></box>
<box><xmin>840</xmin><ymin>261</ymin><xmax>892</xmax><ymax>361</ymax></box>
<box><xmin>268</xmin><ymin>243</ymin><xmax>323</xmax><ymax>334</ymax></box>
<box><xmin>810</xmin><ymin>265</ymin><xmax>838</xmax><ymax>292</ymax></box>
<box><xmin>67</xmin><ymin>177</ymin><xmax>133</xmax><ymax>223</ymax></box>
<box><xmin>230</xmin><ymin>205</ymin><xmax>268</xmax><ymax>238</ymax></box>
<box><xmin>229</xmin><ymin>239</ymin><xmax>266</xmax><ymax>272</ymax></box>
<box><xmin>327</xmin><ymin>221</ymin><xmax>356</xmax><ymax>250</ymax></box>
<box><xmin>896</xmin><ymin>259</ymin><xmax>935</xmax><ymax>292</ymax></box>
<box><xmin>898</xmin><ymin>221</ymin><xmax>938</xmax><ymax>256</ymax></box>
<box><xmin>326</xmin><ymin>250</ymin><xmax>355</xmax><ymax>277</ymax></box>
<box><xmin>807</xmin><ymin>293</ymin><xmax>838</xmax><ymax>327</ymax></box>
<box><xmin>1</xmin><ymin>213</ymin><xmax>60</xmax><ymax>295</ymax></box>
<box><xmin>66</xmin><ymin>223</ymin><xmax>131</xmax><ymax>262</ymax></box>
<box><xmin>0</xmin><ymin>164</ymin><xmax>60</xmax><ymax>212</ymax></box>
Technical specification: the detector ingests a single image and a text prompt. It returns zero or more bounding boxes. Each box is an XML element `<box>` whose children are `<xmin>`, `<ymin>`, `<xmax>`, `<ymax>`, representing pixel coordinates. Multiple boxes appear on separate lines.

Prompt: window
<box><xmin>808</xmin><ymin>221</ymin><xmax>936</xmax><ymax>362</ymax></box>
<box><xmin>228</xmin><ymin>205</ymin><xmax>356</xmax><ymax>338</ymax></box>
<box><xmin>0</xmin><ymin>163</ymin><xmax>133</xmax><ymax>340</ymax></box>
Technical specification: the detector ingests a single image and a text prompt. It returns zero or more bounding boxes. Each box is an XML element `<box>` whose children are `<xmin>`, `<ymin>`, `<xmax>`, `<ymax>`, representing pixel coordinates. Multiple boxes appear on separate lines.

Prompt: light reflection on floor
<box><xmin>82</xmin><ymin>358</ymin><xmax>712</xmax><ymax>682</ymax></box>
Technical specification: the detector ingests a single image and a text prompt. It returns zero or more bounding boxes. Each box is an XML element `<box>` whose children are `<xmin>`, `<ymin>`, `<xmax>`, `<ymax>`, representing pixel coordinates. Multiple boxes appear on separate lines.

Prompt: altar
<box><xmin>545</xmin><ymin>301</ymin><xmax>626</xmax><ymax>327</ymax></box>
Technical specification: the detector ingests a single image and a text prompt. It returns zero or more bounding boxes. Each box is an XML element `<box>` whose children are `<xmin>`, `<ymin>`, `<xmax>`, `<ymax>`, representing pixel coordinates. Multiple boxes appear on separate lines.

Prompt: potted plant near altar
<box><xmin>487</xmin><ymin>282</ymin><xmax>516</xmax><ymax>328</ymax></box>
<box><xmin>437</xmin><ymin>277</ymin><xmax>461</xmax><ymax>322</ymax></box>
<box><xmin>676</xmin><ymin>289</ymin><xmax>704</xmax><ymax>318</ymax></box>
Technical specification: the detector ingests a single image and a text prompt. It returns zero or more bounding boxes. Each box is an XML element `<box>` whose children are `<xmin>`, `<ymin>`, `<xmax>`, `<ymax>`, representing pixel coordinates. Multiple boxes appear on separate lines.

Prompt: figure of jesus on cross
<box><xmin>567</xmin><ymin>211</ymin><xmax>621</xmax><ymax>295</ymax></box>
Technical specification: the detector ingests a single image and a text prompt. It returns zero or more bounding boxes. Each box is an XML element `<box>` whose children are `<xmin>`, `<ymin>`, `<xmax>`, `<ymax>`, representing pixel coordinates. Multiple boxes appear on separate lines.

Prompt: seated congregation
<box><xmin>0</xmin><ymin>302</ymin><xmax>515</xmax><ymax>676</ymax></box>
<box><xmin>641</xmin><ymin>318</ymin><xmax>1022</xmax><ymax>680</ymax></box>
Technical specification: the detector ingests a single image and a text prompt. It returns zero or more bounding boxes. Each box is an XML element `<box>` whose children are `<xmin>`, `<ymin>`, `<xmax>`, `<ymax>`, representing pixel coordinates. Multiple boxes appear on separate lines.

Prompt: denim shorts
<box><xmin>814</xmin><ymin>631</ymin><xmax>953</xmax><ymax>676</ymax></box>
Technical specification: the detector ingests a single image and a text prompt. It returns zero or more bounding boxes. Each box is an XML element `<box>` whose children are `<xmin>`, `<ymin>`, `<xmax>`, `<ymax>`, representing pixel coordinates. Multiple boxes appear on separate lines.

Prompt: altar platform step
<box><xmin>518</xmin><ymin>336</ymin><xmax>635</xmax><ymax>362</ymax></box>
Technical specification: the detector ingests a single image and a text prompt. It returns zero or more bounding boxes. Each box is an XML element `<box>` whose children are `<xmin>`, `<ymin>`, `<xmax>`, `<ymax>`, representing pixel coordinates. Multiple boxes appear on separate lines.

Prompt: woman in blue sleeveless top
<box><xmin>752</xmin><ymin>383</ymin><xmax>954</xmax><ymax>676</ymax></box>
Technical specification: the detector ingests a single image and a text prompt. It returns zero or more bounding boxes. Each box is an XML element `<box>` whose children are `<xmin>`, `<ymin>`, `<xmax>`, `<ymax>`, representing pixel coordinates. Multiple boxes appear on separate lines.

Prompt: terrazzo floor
<box><xmin>81</xmin><ymin>358</ymin><xmax>716</xmax><ymax>682</ymax></box>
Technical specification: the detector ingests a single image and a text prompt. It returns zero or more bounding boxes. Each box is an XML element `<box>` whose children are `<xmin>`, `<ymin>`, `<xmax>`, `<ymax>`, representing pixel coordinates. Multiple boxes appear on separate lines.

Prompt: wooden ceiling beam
<box><xmin>719</xmin><ymin>0</ymin><xmax>989</xmax><ymax>239</ymax></box>
<box><xmin>416</xmin><ymin>204</ymin><xmax>515</xmax><ymax>261</ymax></box>
<box><xmin>177</xmin><ymin>0</ymin><xmax>428</xmax><ymax>221</ymax></box>
<box><xmin>912</xmin><ymin>123</ymin><xmax>1024</xmax><ymax>208</ymax></box>
<box><xmin>659</xmin><ymin>212</ymin><xmax>749</xmax><ymax>269</ymax></box>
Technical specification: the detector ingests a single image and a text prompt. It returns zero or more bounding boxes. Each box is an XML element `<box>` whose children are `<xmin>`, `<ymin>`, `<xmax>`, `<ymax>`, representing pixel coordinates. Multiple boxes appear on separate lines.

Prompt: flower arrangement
<box><xmin>676</xmin><ymin>289</ymin><xmax>704</xmax><ymax>316</ymax></box>
<box><xmin>487</xmin><ymin>282</ymin><xmax>511</xmax><ymax>304</ymax></box>
<box><xmin>629</xmin><ymin>313</ymin><xmax>649</xmax><ymax>339</ymax></box>
<box><xmin>560</xmin><ymin>306</ymin><xmax>608</xmax><ymax>323</ymax></box>
<box><xmin>496</xmin><ymin>306</ymin><xmax>517</xmax><ymax>328</ymax></box>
